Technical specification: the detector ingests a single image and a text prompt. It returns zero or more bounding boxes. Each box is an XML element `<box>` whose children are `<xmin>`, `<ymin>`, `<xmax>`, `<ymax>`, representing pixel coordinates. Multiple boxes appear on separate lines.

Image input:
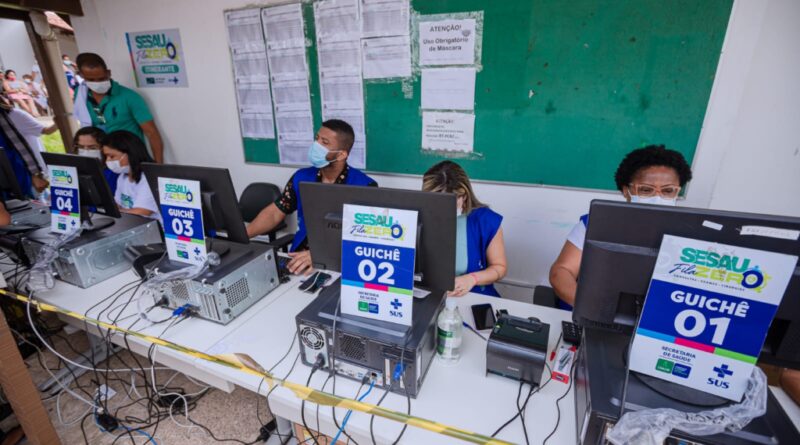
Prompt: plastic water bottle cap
<box><xmin>445</xmin><ymin>297</ymin><xmax>457</xmax><ymax>310</ymax></box>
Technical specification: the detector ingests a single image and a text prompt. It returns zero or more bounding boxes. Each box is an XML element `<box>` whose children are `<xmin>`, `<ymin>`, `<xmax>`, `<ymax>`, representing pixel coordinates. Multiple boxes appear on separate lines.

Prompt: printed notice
<box><xmin>232</xmin><ymin>51</ymin><xmax>270</xmax><ymax>83</ymax></box>
<box><xmin>225</xmin><ymin>9</ymin><xmax>265</xmax><ymax>54</ymax></box>
<box><xmin>159</xmin><ymin>178</ymin><xmax>207</xmax><ymax>266</ymax></box>
<box><xmin>262</xmin><ymin>3</ymin><xmax>305</xmax><ymax>48</ymax></box>
<box><xmin>315</xmin><ymin>0</ymin><xmax>360</xmax><ymax>42</ymax></box>
<box><xmin>422</xmin><ymin>111</ymin><xmax>475</xmax><ymax>152</ymax></box>
<box><xmin>361</xmin><ymin>0</ymin><xmax>410</xmax><ymax>38</ymax></box>
<box><xmin>126</xmin><ymin>29</ymin><xmax>189</xmax><ymax>88</ymax></box>
<box><xmin>419</xmin><ymin>18</ymin><xmax>476</xmax><ymax>66</ymax></box>
<box><xmin>240</xmin><ymin>112</ymin><xmax>275</xmax><ymax>139</ymax></box>
<box><xmin>362</xmin><ymin>36</ymin><xmax>411</xmax><ymax>79</ymax></box>
<box><xmin>421</xmin><ymin>67</ymin><xmax>476</xmax><ymax>111</ymax></box>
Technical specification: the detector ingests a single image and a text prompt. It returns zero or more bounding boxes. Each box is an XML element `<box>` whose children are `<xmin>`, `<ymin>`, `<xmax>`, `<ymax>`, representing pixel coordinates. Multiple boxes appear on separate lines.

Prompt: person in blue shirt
<box><xmin>246</xmin><ymin>119</ymin><xmax>377</xmax><ymax>275</ymax></box>
<box><xmin>549</xmin><ymin>145</ymin><xmax>693</xmax><ymax>308</ymax></box>
<box><xmin>422</xmin><ymin>161</ymin><xmax>507</xmax><ymax>297</ymax></box>
<box><xmin>72</xmin><ymin>126</ymin><xmax>119</xmax><ymax>196</ymax></box>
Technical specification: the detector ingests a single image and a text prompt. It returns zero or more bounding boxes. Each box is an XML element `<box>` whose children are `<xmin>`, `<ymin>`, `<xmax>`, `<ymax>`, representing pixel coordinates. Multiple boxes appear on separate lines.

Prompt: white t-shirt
<box><xmin>6</xmin><ymin>109</ymin><xmax>47</xmax><ymax>173</ymax></box>
<box><xmin>566</xmin><ymin>214</ymin><xmax>589</xmax><ymax>251</ymax></box>
<box><xmin>115</xmin><ymin>172</ymin><xmax>161</xmax><ymax>223</ymax></box>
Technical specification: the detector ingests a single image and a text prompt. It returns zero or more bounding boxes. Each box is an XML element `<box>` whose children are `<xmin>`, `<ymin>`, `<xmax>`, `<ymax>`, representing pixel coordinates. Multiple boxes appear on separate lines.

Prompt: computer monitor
<box><xmin>300</xmin><ymin>182</ymin><xmax>456</xmax><ymax>293</ymax></box>
<box><xmin>0</xmin><ymin>148</ymin><xmax>26</xmax><ymax>201</ymax></box>
<box><xmin>41</xmin><ymin>152</ymin><xmax>121</xmax><ymax>229</ymax></box>
<box><xmin>141</xmin><ymin>163</ymin><xmax>249</xmax><ymax>244</ymax></box>
<box><xmin>574</xmin><ymin>200</ymin><xmax>800</xmax><ymax>369</ymax></box>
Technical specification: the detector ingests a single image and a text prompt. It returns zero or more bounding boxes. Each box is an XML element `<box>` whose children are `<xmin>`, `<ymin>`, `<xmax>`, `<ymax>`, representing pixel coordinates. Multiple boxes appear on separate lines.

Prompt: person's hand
<box><xmin>32</xmin><ymin>174</ymin><xmax>49</xmax><ymax>193</ymax></box>
<box><xmin>287</xmin><ymin>250</ymin><xmax>314</xmax><ymax>275</ymax></box>
<box><xmin>449</xmin><ymin>274</ymin><xmax>477</xmax><ymax>297</ymax></box>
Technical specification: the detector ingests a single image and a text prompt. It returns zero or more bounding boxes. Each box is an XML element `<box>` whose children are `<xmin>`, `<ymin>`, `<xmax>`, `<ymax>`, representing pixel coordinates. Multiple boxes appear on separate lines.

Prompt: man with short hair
<box><xmin>247</xmin><ymin>119</ymin><xmax>377</xmax><ymax>275</ymax></box>
<box><xmin>74</xmin><ymin>52</ymin><xmax>164</xmax><ymax>163</ymax></box>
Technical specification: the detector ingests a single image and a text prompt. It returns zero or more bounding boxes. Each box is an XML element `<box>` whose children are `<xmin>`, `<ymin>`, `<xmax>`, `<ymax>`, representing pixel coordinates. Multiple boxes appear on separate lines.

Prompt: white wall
<box><xmin>0</xmin><ymin>19</ymin><xmax>36</xmax><ymax>74</ymax></box>
<box><xmin>70</xmin><ymin>0</ymin><xmax>800</xmax><ymax>300</ymax></box>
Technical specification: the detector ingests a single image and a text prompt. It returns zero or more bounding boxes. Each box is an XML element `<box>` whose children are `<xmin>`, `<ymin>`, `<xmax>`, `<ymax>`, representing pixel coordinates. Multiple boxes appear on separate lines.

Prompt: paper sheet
<box><xmin>421</xmin><ymin>67</ymin><xmax>476</xmax><ymax>111</ymax></box>
<box><xmin>278</xmin><ymin>135</ymin><xmax>311</xmax><ymax>165</ymax></box>
<box><xmin>320</xmin><ymin>73</ymin><xmax>364</xmax><ymax>110</ymax></box>
<box><xmin>421</xmin><ymin>111</ymin><xmax>474</xmax><ymax>152</ymax></box>
<box><xmin>225</xmin><ymin>9</ymin><xmax>265</xmax><ymax>53</ymax></box>
<box><xmin>348</xmin><ymin>139</ymin><xmax>366</xmax><ymax>169</ymax></box>
<box><xmin>315</xmin><ymin>0</ymin><xmax>360</xmax><ymax>42</ymax></box>
<box><xmin>275</xmin><ymin>109</ymin><xmax>314</xmax><ymax>139</ymax></box>
<box><xmin>267</xmin><ymin>47</ymin><xmax>308</xmax><ymax>81</ymax></box>
<box><xmin>271</xmin><ymin>77</ymin><xmax>312</xmax><ymax>113</ymax></box>
<box><xmin>236</xmin><ymin>81</ymin><xmax>273</xmax><ymax>113</ymax></box>
<box><xmin>240</xmin><ymin>112</ymin><xmax>275</xmax><ymax>139</ymax></box>
<box><xmin>361</xmin><ymin>35</ymin><xmax>411</xmax><ymax>79</ymax></box>
<box><xmin>232</xmin><ymin>51</ymin><xmax>270</xmax><ymax>83</ymax></box>
<box><xmin>317</xmin><ymin>39</ymin><xmax>362</xmax><ymax>75</ymax></box>
<box><xmin>262</xmin><ymin>3</ymin><xmax>305</xmax><ymax>48</ymax></box>
<box><xmin>419</xmin><ymin>18</ymin><xmax>477</xmax><ymax>66</ymax></box>
<box><xmin>361</xmin><ymin>0</ymin><xmax>410</xmax><ymax>38</ymax></box>
<box><xmin>322</xmin><ymin>106</ymin><xmax>365</xmax><ymax>135</ymax></box>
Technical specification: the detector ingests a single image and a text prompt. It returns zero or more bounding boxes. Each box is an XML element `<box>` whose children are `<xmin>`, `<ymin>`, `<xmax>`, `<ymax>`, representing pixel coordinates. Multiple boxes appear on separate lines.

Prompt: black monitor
<box><xmin>141</xmin><ymin>163</ymin><xmax>249</xmax><ymax>244</ymax></box>
<box><xmin>0</xmin><ymin>148</ymin><xmax>26</xmax><ymax>201</ymax></box>
<box><xmin>300</xmin><ymin>182</ymin><xmax>456</xmax><ymax>293</ymax></box>
<box><xmin>41</xmin><ymin>152</ymin><xmax>121</xmax><ymax>230</ymax></box>
<box><xmin>574</xmin><ymin>200</ymin><xmax>800</xmax><ymax>369</ymax></box>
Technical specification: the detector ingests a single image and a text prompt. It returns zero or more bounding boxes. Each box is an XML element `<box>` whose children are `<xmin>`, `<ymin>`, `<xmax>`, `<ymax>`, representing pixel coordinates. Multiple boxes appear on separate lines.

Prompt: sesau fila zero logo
<box><xmin>669</xmin><ymin>247</ymin><xmax>770</xmax><ymax>292</ymax></box>
<box><xmin>352</xmin><ymin>212</ymin><xmax>405</xmax><ymax>239</ymax></box>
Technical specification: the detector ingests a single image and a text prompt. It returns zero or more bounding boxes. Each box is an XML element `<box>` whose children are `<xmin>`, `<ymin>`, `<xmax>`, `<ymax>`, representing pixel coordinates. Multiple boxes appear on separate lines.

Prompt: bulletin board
<box><xmin>233</xmin><ymin>0</ymin><xmax>733</xmax><ymax>191</ymax></box>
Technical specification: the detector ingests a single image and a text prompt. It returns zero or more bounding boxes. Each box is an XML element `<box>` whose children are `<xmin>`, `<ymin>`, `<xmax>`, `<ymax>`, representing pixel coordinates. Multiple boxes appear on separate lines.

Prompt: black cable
<box><xmin>542</xmin><ymin>359</ymin><xmax>577</xmax><ymax>445</ymax></box>
<box><xmin>301</xmin><ymin>357</ymin><xmax>325</xmax><ymax>445</ymax></box>
<box><xmin>517</xmin><ymin>382</ymin><xmax>535</xmax><ymax>445</ymax></box>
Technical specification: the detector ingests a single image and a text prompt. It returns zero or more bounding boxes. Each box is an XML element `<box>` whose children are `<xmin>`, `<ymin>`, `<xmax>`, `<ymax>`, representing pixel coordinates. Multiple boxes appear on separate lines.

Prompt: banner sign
<box><xmin>629</xmin><ymin>235</ymin><xmax>797</xmax><ymax>401</ymax></box>
<box><xmin>48</xmin><ymin>165</ymin><xmax>80</xmax><ymax>233</ymax></box>
<box><xmin>126</xmin><ymin>28</ymin><xmax>189</xmax><ymax>88</ymax></box>
<box><xmin>341</xmin><ymin>204</ymin><xmax>418</xmax><ymax>326</ymax></box>
<box><xmin>158</xmin><ymin>178</ymin><xmax>206</xmax><ymax>265</ymax></box>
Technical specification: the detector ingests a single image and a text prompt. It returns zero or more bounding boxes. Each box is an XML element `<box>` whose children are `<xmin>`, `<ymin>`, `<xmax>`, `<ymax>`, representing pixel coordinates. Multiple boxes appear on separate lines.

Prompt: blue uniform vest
<box><xmin>466</xmin><ymin>206</ymin><xmax>503</xmax><ymax>297</ymax></box>
<box><xmin>290</xmin><ymin>166</ymin><xmax>376</xmax><ymax>252</ymax></box>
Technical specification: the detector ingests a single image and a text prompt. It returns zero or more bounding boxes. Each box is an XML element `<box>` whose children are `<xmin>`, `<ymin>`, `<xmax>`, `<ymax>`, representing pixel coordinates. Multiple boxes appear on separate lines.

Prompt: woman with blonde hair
<box><xmin>423</xmin><ymin>161</ymin><xmax>507</xmax><ymax>297</ymax></box>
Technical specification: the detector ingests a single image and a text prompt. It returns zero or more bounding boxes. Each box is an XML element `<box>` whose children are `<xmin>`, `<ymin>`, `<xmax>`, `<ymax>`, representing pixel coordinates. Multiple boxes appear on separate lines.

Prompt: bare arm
<box><xmin>42</xmin><ymin>123</ymin><xmax>58</xmax><ymax>135</ymax></box>
<box><xmin>246</xmin><ymin>203</ymin><xmax>287</xmax><ymax>238</ymax></box>
<box><xmin>0</xmin><ymin>202</ymin><xmax>10</xmax><ymax>225</ymax></box>
<box><xmin>120</xmin><ymin>207</ymin><xmax>154</xmax><ymax>217</ymax></box>
<box><xmin>140</xmin><ymin>120</ymin><xmax>164</xmax><ymax>163</ymax></box>
<box><xmin>451</xmin><ymin>228</ymin><xmax>508</xmax><ymax>296</ymax></box>
<box><xmin>549</xmin><ymin>241</ymin><xmax>582</xmax><ymax>306</ymax></box>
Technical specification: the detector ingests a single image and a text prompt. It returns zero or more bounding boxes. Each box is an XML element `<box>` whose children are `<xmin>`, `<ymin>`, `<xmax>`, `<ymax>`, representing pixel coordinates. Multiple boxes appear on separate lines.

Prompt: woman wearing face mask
<box><xmin>422</xmin><ymin>161</ymin><xmax>507</xmax><ymax>297</ymax></box>
<box><xmin>73</xmin><ymin>126</ymin><xmax>118</xmax><ymax>195</ymax></box>
<box><xmin>549</xmin><ymin>144</ymin><xmax>693</xmax><ymax>308</ymax></box>
<box><xmin>2</xmin><ymin>70</ymin><xmax>39</xmax><ymax>117</ymax></box>
<box><xmin>101</xmin><ymin>130</ymin><xmax>160</xmax><ymax>222</ymax></box>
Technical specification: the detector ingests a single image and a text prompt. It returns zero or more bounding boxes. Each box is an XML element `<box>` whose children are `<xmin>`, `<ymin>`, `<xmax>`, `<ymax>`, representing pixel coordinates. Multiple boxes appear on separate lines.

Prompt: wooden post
<box><xmin>26</xmin><ymin>12</ymin><xmax>80</xmax><ymax>153</ymax></box>
<box><xmin>0</xmin><ymin>308</ymin><xmax>61</xmax><ymax>444</ymax></box>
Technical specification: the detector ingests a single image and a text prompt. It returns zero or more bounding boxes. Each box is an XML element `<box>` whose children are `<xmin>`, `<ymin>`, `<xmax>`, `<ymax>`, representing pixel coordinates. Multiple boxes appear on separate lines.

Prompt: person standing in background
<box><xmin>74</xmin><ymin>53</ymin><xmax>164</xmax><ymax>163</ymax></box>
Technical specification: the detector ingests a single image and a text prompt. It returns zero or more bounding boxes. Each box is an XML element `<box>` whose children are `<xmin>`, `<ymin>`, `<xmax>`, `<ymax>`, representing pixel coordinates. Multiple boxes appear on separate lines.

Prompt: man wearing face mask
<box><xmin>73</xmin><ymin>53</ymin><xmax>164</xmax><ymax>163</ymax></box>
<box><xmin>246</xmin><ymin>119</ymin><xmax>377</xmax><ymax>275</ymax></box>
<box><xmin>549</xmin><ymin>144</ymin><xmax>693</xmax><ymax>308</ymax></box>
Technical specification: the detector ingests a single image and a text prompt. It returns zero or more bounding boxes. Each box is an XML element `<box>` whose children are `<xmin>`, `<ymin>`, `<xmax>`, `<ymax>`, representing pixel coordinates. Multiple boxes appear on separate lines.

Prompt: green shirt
<box><xmin>85</xmin><ymin>80</ymin><xmax>153</xmax><ymax>141</ymax></box>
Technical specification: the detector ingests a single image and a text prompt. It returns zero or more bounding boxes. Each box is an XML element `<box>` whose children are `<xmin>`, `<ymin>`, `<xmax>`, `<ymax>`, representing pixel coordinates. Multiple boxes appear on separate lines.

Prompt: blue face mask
<box><xmin>308</xmin><ymin>141</ymin><xmax>337</xmax><ymax>168</ymax></box>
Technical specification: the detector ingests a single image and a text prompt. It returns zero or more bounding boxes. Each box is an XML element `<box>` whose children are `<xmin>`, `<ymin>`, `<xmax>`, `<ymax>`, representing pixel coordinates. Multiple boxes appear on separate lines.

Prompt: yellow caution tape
<box><xmin>0</xmin><ymin>288</ymin><xmax>513</xmax><ymax>445</ymax></box>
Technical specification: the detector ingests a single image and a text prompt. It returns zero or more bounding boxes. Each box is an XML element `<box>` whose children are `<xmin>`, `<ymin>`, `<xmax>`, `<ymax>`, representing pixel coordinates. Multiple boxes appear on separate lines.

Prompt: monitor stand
<box><xmin>622</xmin><ymin>343</ymin><xmax>730</xmax><ymax>408</ymax></box>
<box><xmin>206</xmin><ymin>238</ymin><xmax>231</xmax><ymax>258</ymax></box>
<box><xmin>81</xmin><ymin>215</ymin><xmax>115</xmax><ymax>232</ymax></box>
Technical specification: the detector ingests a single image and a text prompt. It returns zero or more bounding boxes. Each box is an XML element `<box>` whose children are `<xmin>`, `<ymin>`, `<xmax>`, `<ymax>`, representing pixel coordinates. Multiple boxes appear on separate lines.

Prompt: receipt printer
<box><xmin>486</xmin><ymin>313</ymin><xmax>549</xmax><ymax>385</ymax></box>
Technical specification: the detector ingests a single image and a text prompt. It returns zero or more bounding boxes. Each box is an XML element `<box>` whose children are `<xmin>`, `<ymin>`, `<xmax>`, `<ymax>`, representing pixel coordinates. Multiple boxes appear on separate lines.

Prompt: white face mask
<box><xmin>86</xmin><ymin>80</ymin><xmax>112</xmax><ymax>94</ymax></box>
<box><xmin>630</xmin><ymin>195</ymin><xmax>677</xmax><ymax>206</ymax></box>
<box><xmin>78</xmin><ymin>149</ymin><xmax>103</xmax><ymax>160</ymax></box>
<box><xmin>106</xmin><ymin>159</ymin><xmax>129</xmax><ymax>174</ymax></box>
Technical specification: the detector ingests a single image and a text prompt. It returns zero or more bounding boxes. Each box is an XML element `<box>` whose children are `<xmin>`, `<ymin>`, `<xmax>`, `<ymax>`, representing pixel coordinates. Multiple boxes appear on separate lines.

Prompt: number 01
<box><xmin>673</xmin><ymin>309</ymin><xmax>731</xmax><ymax>345</ymax></box>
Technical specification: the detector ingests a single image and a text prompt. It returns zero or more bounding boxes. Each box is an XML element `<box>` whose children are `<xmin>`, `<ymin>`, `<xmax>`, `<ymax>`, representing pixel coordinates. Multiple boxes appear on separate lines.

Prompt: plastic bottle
<box><xmin>436</xmin><ymin>297</ymin><xmax>463</xmax><ymax>364</ymax></box>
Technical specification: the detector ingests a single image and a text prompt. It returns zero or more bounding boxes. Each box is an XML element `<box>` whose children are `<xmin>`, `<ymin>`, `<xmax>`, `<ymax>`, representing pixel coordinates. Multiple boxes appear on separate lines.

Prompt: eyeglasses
<box><xmin>629</xmin><ymin>183</ymin><xmax>681</xmax><ymax>198</ymax></box>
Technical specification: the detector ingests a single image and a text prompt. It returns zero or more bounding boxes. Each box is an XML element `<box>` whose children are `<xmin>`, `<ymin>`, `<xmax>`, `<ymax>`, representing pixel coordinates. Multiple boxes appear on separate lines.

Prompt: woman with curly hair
<box><xmin>549</xmin><ymin>145</ymin><xmax>693</xmax><ymax>308</ymax></box>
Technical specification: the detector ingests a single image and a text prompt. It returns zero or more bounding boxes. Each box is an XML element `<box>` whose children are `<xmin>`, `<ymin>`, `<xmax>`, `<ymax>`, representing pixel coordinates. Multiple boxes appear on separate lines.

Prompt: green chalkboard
<box><xmin>243</xmin><ymin>0</ymin><xmax>733</xmax><ymax>190</ymax></box>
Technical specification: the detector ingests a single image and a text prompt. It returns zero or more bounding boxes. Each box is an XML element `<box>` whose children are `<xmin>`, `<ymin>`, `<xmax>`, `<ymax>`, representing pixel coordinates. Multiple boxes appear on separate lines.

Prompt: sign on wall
<box><xmin>158</xmin><ymin>177</ymin><xmax>206</xmax><ymax>265</ymax></box>
<box><xmin>340</xmin><ymin>204</ymin><xmax>418</xmax><ymax>326</ymax></box>
<box><xmin>48</xmin><ymin>165</ymin><xmax>80</xmax><ymax>233</ymax></box>
<box><xmin>629</xmin><ymin>235</ymin><xmax>797</xmax><ymax>401</ymax></box>
<box><xmin>126</xmin><ymin>28</ymin><xmax>189</xmax><ymax>88</ymax></box>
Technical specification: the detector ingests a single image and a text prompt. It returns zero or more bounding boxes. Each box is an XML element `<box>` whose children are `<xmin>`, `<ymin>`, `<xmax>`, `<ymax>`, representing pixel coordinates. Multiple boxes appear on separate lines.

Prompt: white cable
<box><xmin>25</xmin><ymin>298</ymin><xmax>172</xmax><ymax>373</ymax></box>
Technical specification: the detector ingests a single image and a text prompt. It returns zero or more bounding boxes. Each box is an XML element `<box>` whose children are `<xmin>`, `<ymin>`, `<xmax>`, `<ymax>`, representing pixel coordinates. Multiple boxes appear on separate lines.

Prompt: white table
<box><xmin>7</xmin><ymin>261</ymin><xmax>800</xmax><ymax>444</ymax></box>
<box><xmin>200</xmin><ymin>274</ymin><xmax>576</xmax><ymax>445</ymax></box>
